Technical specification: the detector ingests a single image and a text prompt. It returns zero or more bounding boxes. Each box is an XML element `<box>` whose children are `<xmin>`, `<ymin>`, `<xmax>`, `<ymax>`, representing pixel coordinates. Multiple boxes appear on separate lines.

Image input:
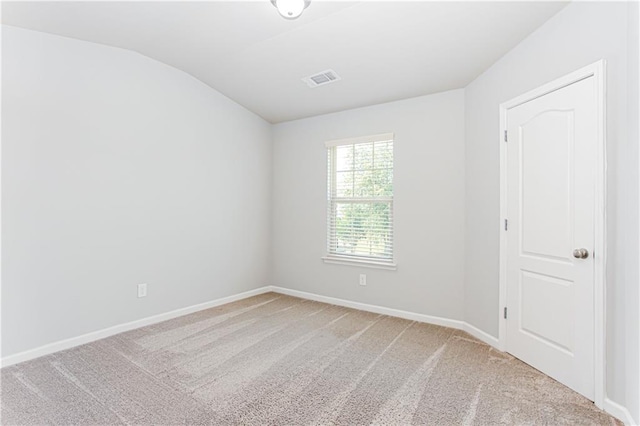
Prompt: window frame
<box><xmin>322</xmin><ymin>133</ymin><xmax>397</xmax><ymax>270</ymax></box>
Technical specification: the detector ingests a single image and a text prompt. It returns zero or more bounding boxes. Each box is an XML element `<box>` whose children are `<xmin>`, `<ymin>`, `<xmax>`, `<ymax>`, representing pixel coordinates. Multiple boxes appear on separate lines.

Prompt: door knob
<box><xmin>573</xmin><ymin>248</ymin><xmax>589</xmax><ymax>259</ymax></box>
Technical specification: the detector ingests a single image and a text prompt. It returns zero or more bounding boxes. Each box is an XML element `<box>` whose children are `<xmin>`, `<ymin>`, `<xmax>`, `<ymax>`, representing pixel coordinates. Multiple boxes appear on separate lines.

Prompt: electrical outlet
<box><xmin>137</xmin><ymin>283</ymin><xmax>147</xmax><ymax>298</ymax></box>
<box><xmin>359</xmin><ymin>274</ymin><xmax>367</xmax><ymax>286</ymax></box>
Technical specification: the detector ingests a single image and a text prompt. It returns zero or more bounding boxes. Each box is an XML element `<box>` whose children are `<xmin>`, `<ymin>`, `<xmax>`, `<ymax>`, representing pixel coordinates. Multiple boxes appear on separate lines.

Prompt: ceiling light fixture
<box><xmin>270</xmin><ymin>0</ymin><xmax>311</xmax><ymax>20</ymax></box>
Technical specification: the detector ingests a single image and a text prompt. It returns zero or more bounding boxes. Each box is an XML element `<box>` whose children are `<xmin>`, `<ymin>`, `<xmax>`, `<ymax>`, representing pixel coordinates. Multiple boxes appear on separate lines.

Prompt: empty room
<box><xmin>1</xmin><ymin>0</ymin><xmax>639</xmax><ymax>424</ymax></box>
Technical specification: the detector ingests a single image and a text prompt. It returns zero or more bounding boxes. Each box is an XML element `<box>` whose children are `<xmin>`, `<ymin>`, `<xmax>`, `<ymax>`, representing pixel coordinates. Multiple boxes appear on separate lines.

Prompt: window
<box><xmin>324</xmin><ymin>133</ymin><xmax>395</xmax><ymax>269</ymax></box>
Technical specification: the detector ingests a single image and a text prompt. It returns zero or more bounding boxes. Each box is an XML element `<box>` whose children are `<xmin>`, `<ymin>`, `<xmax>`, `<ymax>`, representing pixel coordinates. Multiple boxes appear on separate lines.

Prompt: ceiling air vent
<box><xmin>302</xmin><ymin>69</ymin><xmax>341</xmax><ymax>88</ymax></box>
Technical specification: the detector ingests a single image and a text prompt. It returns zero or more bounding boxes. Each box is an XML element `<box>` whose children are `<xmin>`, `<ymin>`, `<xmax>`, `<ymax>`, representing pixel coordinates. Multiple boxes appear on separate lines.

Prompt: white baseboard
<box><xmin>270</xmin><ymin>286</ymin><xmax>465</xmax><ymax>332</ymax></box>
<box><xmin>604</xmin><ymin>397</ymin><xmax>638</xmax><ymax>425</ymax></box>
<box><xmin>271</xmin><ymin>287</ymin><xmax>505</xmax><ymax>350</ymax></box>
<box><xmin>1</xmin><ymin>285</ymin><xmax>494</xmax><ymax>368</ymax></box>
<box><xmin>1</xmin><ymin>286</ymin><xmax>273</xmax><ymax>368</ymax></box>
<box><xmin>462</xmin><ymin>322</ymin><xmax>500</xmax><ymax>347</ymax></box>
<box><xmin>271</xmin><ymin>287</ymin><xmax>500</xmax><ymax>349</ymax></box>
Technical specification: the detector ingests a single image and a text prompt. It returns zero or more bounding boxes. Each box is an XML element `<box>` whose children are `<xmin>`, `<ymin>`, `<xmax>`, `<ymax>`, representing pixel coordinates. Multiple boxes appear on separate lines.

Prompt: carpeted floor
<box><xmin>1</xmin><ymin>292</ymin><xmax>621</xmax><ymax>425</ymax></box>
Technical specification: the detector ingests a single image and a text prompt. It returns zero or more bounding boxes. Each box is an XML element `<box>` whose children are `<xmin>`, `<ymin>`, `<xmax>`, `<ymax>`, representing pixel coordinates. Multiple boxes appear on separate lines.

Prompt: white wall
<box><xmin>1</xmin><ymin>26</ymin><xmax>272</xmax><ymax>357</ymax></box>
<box><xmin>271</xmin><ymin>90</ymin><xmax>465</xmax><ymax>321</ymax></box>
<box><xmin>463</xmin><ymin>1</ymin><xmax>638</xmax><ymax>420</ymax></box>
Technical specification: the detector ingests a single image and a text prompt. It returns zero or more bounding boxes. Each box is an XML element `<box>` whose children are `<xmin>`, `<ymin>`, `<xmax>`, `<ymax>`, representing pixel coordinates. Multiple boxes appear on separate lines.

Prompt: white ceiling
<box><xmin>1</xmin><ymin>1</ymin><xmax>568</xmax><ymax>123</ymax></box>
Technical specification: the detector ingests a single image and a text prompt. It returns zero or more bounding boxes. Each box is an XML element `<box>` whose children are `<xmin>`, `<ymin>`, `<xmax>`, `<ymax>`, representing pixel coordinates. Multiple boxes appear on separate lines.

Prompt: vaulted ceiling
<box><xmin>1</xmin><ymin>1</ymin><xmax>568</xmax><ymax>123</ymax></box>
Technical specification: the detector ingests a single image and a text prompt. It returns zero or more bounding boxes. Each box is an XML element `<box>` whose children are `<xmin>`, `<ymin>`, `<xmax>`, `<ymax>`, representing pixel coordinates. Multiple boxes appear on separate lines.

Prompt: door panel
<box><xmin>520</xmin><ymin>270</ymin><xmax>574</xmax><ymax>354</ymax></box>
<box><xmin>506</xmin><ymin>76</ymin><xmax>596</xmax><ymax>400</ymax></box>
<box><xmin>520</xmin><ymin>111</ymin><xmax>573</xmax><ymax>261</ymax></box>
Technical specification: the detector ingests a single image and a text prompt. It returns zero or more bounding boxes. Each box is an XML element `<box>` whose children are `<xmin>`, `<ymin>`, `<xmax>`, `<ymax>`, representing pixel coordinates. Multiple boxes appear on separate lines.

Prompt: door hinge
<box><xmin>504</xmin><ymin>307</ymin><xmax>508</xmax><ymax>319</ymax></box>
<box><xmin>504</xmin><ymin>219</ymin><xmax>508</xmax><ymax>231</ymax></box>
<box><xmin>504</xmin><ymin>130</ymin><xmax>508</xmax><ymax>142</ymax></box>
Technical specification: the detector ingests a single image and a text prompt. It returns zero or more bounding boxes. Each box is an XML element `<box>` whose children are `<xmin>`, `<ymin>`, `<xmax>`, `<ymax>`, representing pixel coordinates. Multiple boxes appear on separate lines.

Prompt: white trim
<box><xmin>271</xmin><ymin>287</ymin><xmax>500</xmax><ymax>348</ymax></box>
<box><xmin>498</xmin><ymin>103</ymin><xmax>508</xmax><ymax>353</ymax></box>
<box><xmin>270</xmin><ymin>286</ymin><xmax>505</xmax><ymax>350</ymax></box>
<box><xmin>603</xmin><ymin>398</ymin><xmax>638</xmax><ymax>426</ymax></box>
<box><xmin>271</xmin><ymin>286</ymin><xmax>463</xmax><ymax>330</ymax></box>
<box><xmin>593</xmin><ymin>59</ymin><xmax>607</xmax><ymax>410</ymax></box>
<box><xmin>498</xmin><ymin>60</ymin><xmax>607</xmax><ymax>408</ymax></box>
<box><xmin>1</xmin><ymin>286</ymin><xmax>273</xmax><ymax>368</ymax></box>
<box><xmin>324</xmin><ymin>132</ymin><xmax>394</xmax><ymax>148</ymax></box>
<box><xmin>463</xmin><ymin>322</ymin><xmax>500</xmax><ymax>348</ymax></box>
<box><xmin>322</xmin><ymin>256</ymin><xmax>398</xmax><ymax>270</ymax></box>
<box><xmin>2</xmin><ymin>284</ymin><xmax>503</xmax><ymax>370</ymax></box>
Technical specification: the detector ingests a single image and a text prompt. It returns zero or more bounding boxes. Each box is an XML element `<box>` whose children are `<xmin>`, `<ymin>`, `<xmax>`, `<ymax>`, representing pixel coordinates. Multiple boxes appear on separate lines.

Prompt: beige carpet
<box><xmin>1</xmin><ymin>293</ymin><xmax>621</xmax><ymax>425</ymax></box>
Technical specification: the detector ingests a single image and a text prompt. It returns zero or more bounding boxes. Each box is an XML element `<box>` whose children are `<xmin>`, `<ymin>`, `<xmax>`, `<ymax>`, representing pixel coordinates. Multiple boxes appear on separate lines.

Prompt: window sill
<box><xmin>322</xmin><ymin>256</ymin><xmax>397</xmax><ymax>270</ymax></box>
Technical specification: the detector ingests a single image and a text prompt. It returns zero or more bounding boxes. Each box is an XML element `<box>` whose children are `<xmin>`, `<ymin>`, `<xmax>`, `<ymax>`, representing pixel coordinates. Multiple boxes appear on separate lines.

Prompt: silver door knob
<box><xmin>573</xmin><ymin>248</ymin><xmax>589</xmax><ymax>259</ymax></box>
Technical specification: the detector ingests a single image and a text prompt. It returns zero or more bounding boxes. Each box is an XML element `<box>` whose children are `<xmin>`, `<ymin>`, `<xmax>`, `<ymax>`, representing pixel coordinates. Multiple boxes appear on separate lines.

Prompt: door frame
<box><xmin>498</xmin><ymin>60</ymin><xmax>606</xmax><ymax>408</ymax></box>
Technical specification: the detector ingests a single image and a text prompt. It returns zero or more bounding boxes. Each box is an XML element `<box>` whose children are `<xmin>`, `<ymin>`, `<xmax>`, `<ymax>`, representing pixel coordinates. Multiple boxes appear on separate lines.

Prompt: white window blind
<box><xmin>325</xmin><ymin>133</ymin><xmax>394</xmax><ymax>265</ymax></box>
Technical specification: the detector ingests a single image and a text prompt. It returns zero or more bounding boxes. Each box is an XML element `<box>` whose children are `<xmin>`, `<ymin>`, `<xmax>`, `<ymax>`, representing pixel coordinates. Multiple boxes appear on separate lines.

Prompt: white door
<box><xmin>505</xmin><ymin>76</ymin><xmax>597</xmax><ymax>400</ymax></box>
